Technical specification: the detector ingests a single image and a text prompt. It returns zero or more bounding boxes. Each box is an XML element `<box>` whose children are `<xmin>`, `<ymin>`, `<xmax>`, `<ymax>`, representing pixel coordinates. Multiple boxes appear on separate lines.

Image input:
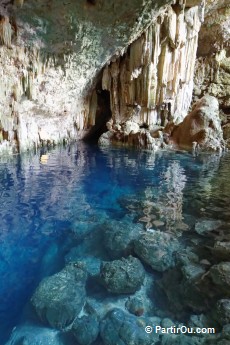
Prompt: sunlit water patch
<box><xmin>0</xmin><ymin>143</ymin><xmax>229</xmax><ymax>344</ymax></box>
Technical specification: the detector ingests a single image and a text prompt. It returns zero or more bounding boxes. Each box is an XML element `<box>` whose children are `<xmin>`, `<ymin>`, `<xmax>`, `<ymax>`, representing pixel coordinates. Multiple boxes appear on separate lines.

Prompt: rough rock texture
<box><xmin>212</xmin><ymin>241</ymin><xmax>230</xmax><ymax>261</ymax></box>
<box><xmin>134</xmin><ymin>231</ymin><xmax>180</xmax><ymax>272</ymax></box>
<box><xmin>0</xmin><ymin>0</ymin><xmax>175</xmax><ymax>153</ymax></box>
<box><xmin>103</xmin><ymin>220</ymin><xmax>141</xmax><ymax>259</ymax></box>
<box><xmin>194</xmin><ymin>1</ymin><xmax>230</xmax><ymax>123</ymax></box>
<box><xmin>194</xmin><ymin>219</ymin><xmax>222</xmax><ymax>235</ymax></box>
<box><xmin>31</xmin><ymin>264</ymin><xmax>87</xmax><ymax>329</ymax></box>
<box><xmin>208</xmin><ymin>262</ymin><xmax>230</xmax><ymax>296</ymax></box>
<box><xmin>171</xmin><ymin>95</ymin><xmax>224</xmax><ymax>151</ymax></box>
<box><xmin>194</xmin><ymin>50</ymin><xmax>230</xmax><ymax>113</ymax></box>
<box><xmin>198</xmin><ymin>1</ymin><xmax>230</xmax><ymax>57</ymax></box>
<box><xmin>99</xmin><ymin>256</ymin><xmax>145</xmax><ymax>294</ymax></box>
<box><xmin>72</xmin><ymin>315</ymin><xmax>99</xmax><ymax>345</ymax></box>
<box><xmin>213</xmin><ymin>299</ymin><xmax>230</xmax><ymax>327</ymax></box>
<box><xmin>98</xmin><ymin>125</ymin><xmax>162</xmax><ymax>150</ymax></box>
<box><xmin>100</xmin><ymin>308</ymin><xmax>160</xmax><ymax>345</ymax></box>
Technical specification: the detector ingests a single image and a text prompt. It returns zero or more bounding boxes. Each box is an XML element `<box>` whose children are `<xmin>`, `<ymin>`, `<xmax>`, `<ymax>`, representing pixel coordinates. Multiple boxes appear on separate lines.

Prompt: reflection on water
<box><xmin>0</xmin><ymin>143</ymin><xmax>229</xmax><ymax>344</ymax></box>
<box><xmin>157</xmin><ymin>161</ymin><xmax>187</xmax><ymax>232</ymax></box>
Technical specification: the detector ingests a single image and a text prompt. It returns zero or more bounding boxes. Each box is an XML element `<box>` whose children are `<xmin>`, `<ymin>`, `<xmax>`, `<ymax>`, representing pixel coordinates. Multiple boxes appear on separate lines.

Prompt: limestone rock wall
<box><xmin>194</xmin><ymin>1</ymin><xmax>230</xmax><ymax>118</ymax></box>
<box><xmin>101</xmin><ymin>2</ymin><xmax>203</xmax><ymax>128</ymax></box>
<box><xmin>0</xmin><ymin>0</ymin><xmax>174</xmax><ymax>153</ymax></box>
<box><xmin>194</xmin><ymin>50</ymin><xmax>230</xmax><ymax>112</ymax></box>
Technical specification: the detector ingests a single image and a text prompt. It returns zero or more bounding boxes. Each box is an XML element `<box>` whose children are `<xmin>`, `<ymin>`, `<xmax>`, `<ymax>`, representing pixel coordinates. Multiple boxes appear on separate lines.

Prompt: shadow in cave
<box><xmin>84</xmin><ymin>87</ymin><xmax>112</xmax><ymax>144</ymax></box>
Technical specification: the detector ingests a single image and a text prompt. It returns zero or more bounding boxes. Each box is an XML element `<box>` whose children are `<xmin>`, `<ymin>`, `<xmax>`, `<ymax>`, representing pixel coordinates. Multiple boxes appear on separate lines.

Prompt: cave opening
<box><xmin>84</xmin><ymin>86</ymin><xmax>112</xmax><ymax>144</ymax></box>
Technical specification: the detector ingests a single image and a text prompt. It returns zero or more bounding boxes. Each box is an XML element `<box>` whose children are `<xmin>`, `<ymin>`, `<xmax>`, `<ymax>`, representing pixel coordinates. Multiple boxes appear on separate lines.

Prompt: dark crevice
<box><xmin>84</xmin><ymin>85</ymin><xmax>112</xmax><ymax>144</ymax></box>
<box><xmin>87</xmin><ymin>0</ymin><xmax>96</xmax><ymax>5</ymax></box>
<box><xmin>2</xmin><ymin>130</ymin><xmax>9</xmax><ymax>141</ymax></box>
<box><xmin>221</xmin><ymin>106</ymin><xmax>230</xmax><ymax>115</ymax></box>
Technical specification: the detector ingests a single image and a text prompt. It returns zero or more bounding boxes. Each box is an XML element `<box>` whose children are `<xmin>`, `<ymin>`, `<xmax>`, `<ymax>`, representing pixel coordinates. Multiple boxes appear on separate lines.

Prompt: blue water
<box><xmin>0</xmin><ymin>143</ymin><xmax>229</xmax><ymax>344</ymax></box>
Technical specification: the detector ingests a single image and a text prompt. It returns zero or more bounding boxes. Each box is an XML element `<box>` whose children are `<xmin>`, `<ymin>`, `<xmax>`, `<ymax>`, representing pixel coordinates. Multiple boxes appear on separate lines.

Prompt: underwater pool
<box><xmin>0</xmin><ymin>143</ymin><xmax>230</xmax><ymax>345</ymax></box>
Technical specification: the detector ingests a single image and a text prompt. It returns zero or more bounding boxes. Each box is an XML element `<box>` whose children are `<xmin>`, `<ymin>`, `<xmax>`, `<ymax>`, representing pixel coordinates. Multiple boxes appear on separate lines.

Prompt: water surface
<box><xmin>0</xmin><ymin>143</ymin><xmax>229</xmax><ymax>344</ymax></box>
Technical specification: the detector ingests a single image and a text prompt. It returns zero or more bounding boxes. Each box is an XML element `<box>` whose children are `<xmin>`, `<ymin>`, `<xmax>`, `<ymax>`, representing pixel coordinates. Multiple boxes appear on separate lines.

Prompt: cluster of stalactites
<box><xmin>0</xmin><ymin>0</ymin><xmax>25</xmax><ymax>47</ymax></box>
<box><xmin>0</xmin><ymin>16</ymin><xmax>12</xmax><ymax>47</ymax></box>
<box><xmin>102</xmin><ymin>2</ymin><xmax>202</xmax><ymax>127</ymax></box>
<box><xmin>0</xmin><ymin>45</ymin><xmax>57</xmax><ymax>149</ymax></box>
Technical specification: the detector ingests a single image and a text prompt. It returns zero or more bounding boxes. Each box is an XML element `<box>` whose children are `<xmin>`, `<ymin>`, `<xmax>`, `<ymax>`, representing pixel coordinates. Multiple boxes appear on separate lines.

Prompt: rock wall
<box><xmin>194</xmin><ymin>50</ymin><xmax>230</xmax><ymax>113</ymax></box>
<box><xmin>0</xmin><ymin>0</ymin><xmax>174</xmax><ymax>153</ymax></box>
<box><xmin>100</xmin><ymin>2</ymin><xmax>203</xmax><ymax>128</ymax></box>
<box><xmin>194</xmin><ymin>2</ymin><xmax>230</xmax><ymax>118</ymax></box>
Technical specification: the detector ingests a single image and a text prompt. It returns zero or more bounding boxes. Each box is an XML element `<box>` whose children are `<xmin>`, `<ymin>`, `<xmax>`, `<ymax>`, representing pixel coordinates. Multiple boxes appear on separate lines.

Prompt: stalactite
<box><xmin>102</xmin><ymin>2</ymin><xmax>202</xmax><ymax>126</ymax></box>
<box><xmin>0</xmin><ymin>17</ymin><xmax>12</xmax><ymax>48</ymax></box>
<box><xmin>0</xmin><ymin>42</ymin><xmax>60</xmax><ymax>154</ymax></box>
<box><xmin>88</xmin><ymin>90</ymin><xmax>97</xmax><ymax>126</ymax></box>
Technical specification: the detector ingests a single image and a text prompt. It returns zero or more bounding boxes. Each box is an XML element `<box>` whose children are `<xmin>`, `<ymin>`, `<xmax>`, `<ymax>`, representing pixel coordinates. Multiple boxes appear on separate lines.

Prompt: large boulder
<box><xmin>99</xmin><ymin>256</ymin><xmax>145</xmax><ymax>294</ymax></box>
<box><xmin>171</xmin><ymin>95</ymin><xmax>224</xmax><ymax>151</ymax></box>
<box><xmin>31</xmin><ymin>263</ymin><xmax>87</xmax><ymax>329</ymax></box>
<box><xmin>100</xmin><ymin>308</ymin><xmax>160</xmax><ymax>345</ymax></box>
<box><xmin>134</xmin><ymin>231</ymin><xmax>180</xmax><ymax>272</ymax></box>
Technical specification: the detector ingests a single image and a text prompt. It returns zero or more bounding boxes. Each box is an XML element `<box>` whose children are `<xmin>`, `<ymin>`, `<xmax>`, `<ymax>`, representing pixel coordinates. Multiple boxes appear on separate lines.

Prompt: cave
<box><xmin>84</xmin><ymin>87</ymin><xmax>112</xmax><ymax>144</ymax></box>
<box><xmin>0</xmin><ymin>1</ymin><xmax>230</xmax><ymax>344</ymax></box>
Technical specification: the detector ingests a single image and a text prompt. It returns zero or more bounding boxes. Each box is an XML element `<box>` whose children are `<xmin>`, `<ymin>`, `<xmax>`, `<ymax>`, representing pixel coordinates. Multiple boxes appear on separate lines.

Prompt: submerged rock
<box><xmin>213</xmin><ymin>299</ymin><xmax>230</xmax><ymax>327</ymax></box>
<box><xmin>5</xmin><ymin>324</ymin><xmax>64</xmax><ymax>345</ymax></box>
<box><xmin>134</xmin><ymin>231</ymin><xmax>180</xmax><ymax>272</ymax></box>
<box><xmin>31</xmin><ymin>263</ymin><xmax>87</xmax><ymax>329</ymax></box>
<box><xmin>211</xmin><ymin>241</ymin><xmax>230</xmax><ymax>260</ymax></box>
<box><xmin>125</xmin><ymin>296</ymin><xmax>145</xmax><ymax>316</ymax></box>
<box><xmin>103</xmin><ymin>219</ymin><xmax>141</xmax><ymax>259</ymax></box>
<box><xmin>65</xmin><ymin>249</ymin><xmax>102</xmax><ymax>276</ymax></box>
<box><xmin>100</xmin><ymin>308</ymin><xmax>160</xmax><ymax>345</ymax></box>
<box><xmin>156</xmin><ymin>257</ymin><xmax>210</xmax><ymax>316</ymax></box>
<box><xmin>195</xmin><ymin>219</ymin><xmax>222</xmax><ymax>235</ymax></box>
<box><xmin>72</xmin><ymin>315</ymin><xmax>99</xmax><ymax>345</ymax></box>
<box><xmin>222</xmin><ymin>324</ymin><xmax>230</xmax><ymax>340</ymax></box>
<box><xmin>99</xmin><ymin>256</ymin><xmax>145</xmax><ymax>294</ymax></box>
<box><xmin>209</xmin><ymin>262</ymin><xmax>230</xmax><ymax>296</ymax></box>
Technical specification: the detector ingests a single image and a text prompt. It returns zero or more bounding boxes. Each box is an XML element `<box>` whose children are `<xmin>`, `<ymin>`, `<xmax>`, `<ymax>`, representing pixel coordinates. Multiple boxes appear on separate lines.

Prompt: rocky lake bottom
<box><xmin>0</xmin><ymin>143</ymin><xmax>230</xmax><ymax>345</ymax></box>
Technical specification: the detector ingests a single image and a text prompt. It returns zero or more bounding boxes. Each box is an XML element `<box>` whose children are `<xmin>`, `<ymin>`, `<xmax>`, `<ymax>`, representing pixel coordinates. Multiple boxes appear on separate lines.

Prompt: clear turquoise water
<box><xmin>0</xmin><ymin>143</ymin><xmax>229</xmax><ymax>344</ymax></box>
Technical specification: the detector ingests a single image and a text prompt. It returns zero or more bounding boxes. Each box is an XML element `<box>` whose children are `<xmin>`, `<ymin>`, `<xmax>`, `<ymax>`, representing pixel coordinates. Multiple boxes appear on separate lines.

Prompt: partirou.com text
<box><xmin>145</xmin><ymin>325</ymin><xmax>216</xmax><ymax>335</ymax></box>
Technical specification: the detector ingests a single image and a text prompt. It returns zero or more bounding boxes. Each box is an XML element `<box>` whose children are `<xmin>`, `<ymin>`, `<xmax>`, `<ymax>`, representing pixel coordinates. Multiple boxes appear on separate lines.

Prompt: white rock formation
<box><xmin>171</xmin><ymin>95</ymin><xmax>224</xmax><ymax>151</ymax></box>
<box><xmin>101</xmin><ymin>2</ymin><xmax>203</xmax><ymax>128</ymax></box>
